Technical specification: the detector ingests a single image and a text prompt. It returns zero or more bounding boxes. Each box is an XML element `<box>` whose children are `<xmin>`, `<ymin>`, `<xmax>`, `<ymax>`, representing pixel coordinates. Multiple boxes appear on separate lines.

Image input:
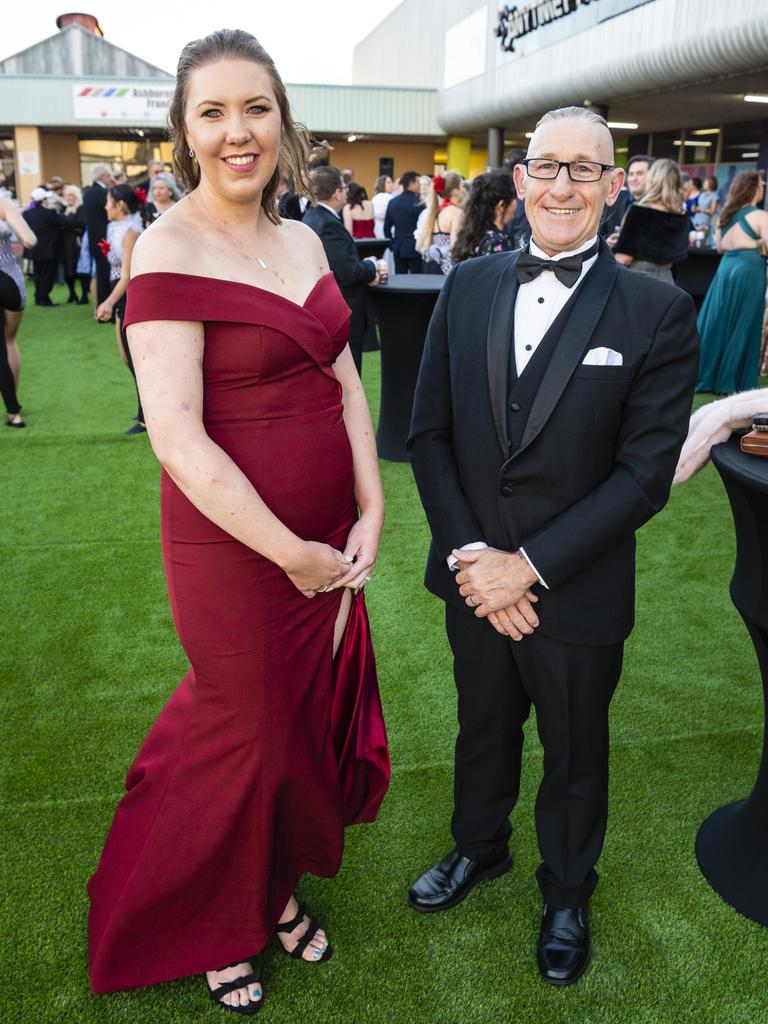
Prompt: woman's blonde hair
<box><xmin>638</xmin><ymin>158</ymin><xmax>685</xmax><ymax>215</ymax></box>
<box><xmin>63</xmin><ymin>183</ymin><xmax>82</xmax><ymax>207</ymax></box>
<box><xmin>416</xmin><ymin>170</ymin><xmax>463</xmax><ymax>253</ymax></box>
<box><xmin>167</xmin><ymin>28</ymin><xmax>314</xmax><ymax>224</ymax></box>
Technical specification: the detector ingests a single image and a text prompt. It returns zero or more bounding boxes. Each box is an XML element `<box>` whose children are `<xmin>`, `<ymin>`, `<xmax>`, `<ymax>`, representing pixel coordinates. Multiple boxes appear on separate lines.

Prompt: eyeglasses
<box><xmin>523</xmin><ymin>158</ymin><xmax>615</xmax><ymax>182</ymax></box>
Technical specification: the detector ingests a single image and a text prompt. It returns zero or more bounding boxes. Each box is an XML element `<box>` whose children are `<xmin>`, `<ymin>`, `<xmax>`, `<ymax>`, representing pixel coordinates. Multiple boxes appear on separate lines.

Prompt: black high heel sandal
<box><xmin>206</xmin><ymin>959</ymin><xmax>263</xmax><ymax>1016</ymax></box>
<box><xmin>275</xmin><ymin>904</ymin><xmax>333</xmax><ymax>964</ymax></box>
<box><xmin>5</xmin><ymin>416</ymin><xmax>25</xmax><ymax>429</ymax></box>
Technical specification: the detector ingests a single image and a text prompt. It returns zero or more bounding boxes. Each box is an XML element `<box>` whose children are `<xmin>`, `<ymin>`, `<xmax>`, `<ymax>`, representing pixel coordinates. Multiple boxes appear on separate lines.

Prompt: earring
<box><xmin>188</xmin><ymin>147</ymin><xmax>195</xmax><ymax>158</ymax></box>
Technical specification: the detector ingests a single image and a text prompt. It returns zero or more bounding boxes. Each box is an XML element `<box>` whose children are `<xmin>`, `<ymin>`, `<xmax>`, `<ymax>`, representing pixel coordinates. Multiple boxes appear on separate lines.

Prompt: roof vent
<box><xmin>56</xmin><ymin>13</ymin><xmax>104</xmax><ymax>36</ymax></box>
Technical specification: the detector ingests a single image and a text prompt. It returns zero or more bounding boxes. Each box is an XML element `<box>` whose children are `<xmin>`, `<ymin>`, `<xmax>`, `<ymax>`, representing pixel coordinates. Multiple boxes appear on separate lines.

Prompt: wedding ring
<box><xmin>316</xmin><ymin>585</ymin><xmax>328</xmax><ymax>593</ymax></box>
<box><xmin>469</xmin><ymin>594</ymin><xmax>478</xmax><ymax>607</ymax></box>
<box><xmin>363</xmin><ymin>575</ymin><xmax>372</xmax><ymax>584</ymax></box>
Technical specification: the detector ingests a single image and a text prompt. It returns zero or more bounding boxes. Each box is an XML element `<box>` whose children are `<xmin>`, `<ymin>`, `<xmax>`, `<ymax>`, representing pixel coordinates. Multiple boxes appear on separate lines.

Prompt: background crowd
<box><xmin>1</xmin><ymin>147</ymin><xmax>766</xmax><ymax>437</ymax></box>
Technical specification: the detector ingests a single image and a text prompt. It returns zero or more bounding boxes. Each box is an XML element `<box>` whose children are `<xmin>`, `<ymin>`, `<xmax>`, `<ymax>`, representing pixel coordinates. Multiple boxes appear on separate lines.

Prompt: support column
<box><xmin>487</xmin><ymin>127</ymin><xmax>505</xmax><ymax>170</ymax></box>
<box><xmin>14</xmin><ymin>126</ymin><xmax>42</xmax><ymax>205</ymax></box>
<box><xmin>758</xmin><ymin>121</ymin><xmax>768</xmax><ymax>180</ymax></box>
<box><xmin>714</xmin><ymin>126</ymin><xmax>724</xmax><ymax>167</ymax></box>
<box><xmin>446</xmin><ymin>136</ymin><xmax>471</xmax><ymax>177</ymax></box>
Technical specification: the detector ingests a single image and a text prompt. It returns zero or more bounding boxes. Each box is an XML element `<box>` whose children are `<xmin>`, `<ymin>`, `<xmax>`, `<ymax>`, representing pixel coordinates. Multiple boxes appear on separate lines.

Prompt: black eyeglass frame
<box><xmin>522</xmin><ymin>158</ymin><xmax>616</xmax><ymax>182</ymax></box>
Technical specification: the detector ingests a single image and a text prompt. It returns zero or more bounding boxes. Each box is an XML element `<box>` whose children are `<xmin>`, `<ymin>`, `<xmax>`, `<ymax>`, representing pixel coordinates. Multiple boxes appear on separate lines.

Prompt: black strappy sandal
<box><xmin>207</xmin><ymin>959</ymin><xmax>263</xmax><ymax>1016</ymax></box>
<box><xmin>275</xmin><ymin>904</ymin><xmax>333</xmax><ymax>964</ymax></box>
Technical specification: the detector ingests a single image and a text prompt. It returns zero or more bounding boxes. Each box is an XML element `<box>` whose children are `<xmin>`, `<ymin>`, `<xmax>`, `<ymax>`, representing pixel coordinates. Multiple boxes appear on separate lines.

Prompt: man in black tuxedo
<box><xmin>303</xmin><ymin>165</ymin><xmax>383</xmax><ymax>372</ymax></box>
<box><xmin>83</xmin><ymin>163</ymin><xmax>113</xmax><ymax>306</ymax></box>
<box><xmin>23</xmin><ymin>188</ymin><xmax>61</xmax><ymax>306</ymax></box>
<box><xmin>384</xmin><ymin>171</ymin><xmax>424</xmax><ymax>273</ymax></box>
<box><xmin>406</xmin><ymin>108</ymin><xmax>698</xmax><ymax>986</ymax></box>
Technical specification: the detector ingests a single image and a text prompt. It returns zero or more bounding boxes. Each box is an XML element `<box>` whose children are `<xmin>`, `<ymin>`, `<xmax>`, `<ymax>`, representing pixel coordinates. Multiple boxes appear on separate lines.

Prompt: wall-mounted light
<box><xmin>742</xmin><ymin>152</ymin><xmax>759</xmax><ymax>158</ymax></box>
<box><xmin>691</xmin><ymin>128</ymin><xmax>720</xmax><ymax>136</ymax></box>
<box><xmin>674</xmin><ymin>139</ymin><xmax>712</xmax><ymax>147</ymax></box>
<box><xmin>607</xmin><ymin>122</ymin><xmax>638</xmax><ymax>130</ymax></box>
<box><xmin>347</xmin><ymin>134</ymin><xmax>358</xmax><ymax>142</ymax></box>
<box><xmin>744</xmin><ymin>95</ymin><xmax>768</xmax><ymax>103</ymax></box>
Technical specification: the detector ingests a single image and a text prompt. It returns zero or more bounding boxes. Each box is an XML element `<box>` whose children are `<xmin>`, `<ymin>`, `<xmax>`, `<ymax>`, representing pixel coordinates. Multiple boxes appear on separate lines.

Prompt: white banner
<box><xmin>72</xmin><ymin>83</ymin><xmax>174</xmax><ymax>122</ymax></box>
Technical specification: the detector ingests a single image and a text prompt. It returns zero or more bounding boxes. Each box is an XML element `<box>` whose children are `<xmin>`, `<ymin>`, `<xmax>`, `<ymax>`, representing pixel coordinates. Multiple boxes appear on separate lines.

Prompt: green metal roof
<box><xmin>0</xmin><ymin>74</ymin><xmax>442</xmax><ymax>137</ymax></box>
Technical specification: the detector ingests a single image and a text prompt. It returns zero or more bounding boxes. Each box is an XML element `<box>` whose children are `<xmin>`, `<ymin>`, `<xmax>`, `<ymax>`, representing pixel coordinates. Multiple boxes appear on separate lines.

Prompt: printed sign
<box><xmin>73</xmin><ymin>84</ymin><xmax>174</xmax><ymax>122</ymax></box>
<box><xmin>496</xmin><ymin>0</ymin><xmax>598</xmax><ymax>53</ymax></box>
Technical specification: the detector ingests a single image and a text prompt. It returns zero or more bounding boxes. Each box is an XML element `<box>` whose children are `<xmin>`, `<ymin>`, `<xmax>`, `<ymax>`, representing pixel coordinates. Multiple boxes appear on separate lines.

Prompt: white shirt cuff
<box><xmin>447</xmin><ymin>541</ymin><xmax>488</xmax><ymax>570</ymax></box>
<box><xmin>518</xmin><ymin>546</ymin><xmax>549</xmax><ymax>589</ymax></box>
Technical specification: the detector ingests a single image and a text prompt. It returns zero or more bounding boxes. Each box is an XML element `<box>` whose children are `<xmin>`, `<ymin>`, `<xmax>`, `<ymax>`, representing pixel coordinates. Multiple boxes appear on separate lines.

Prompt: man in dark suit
<box><xmin>406</xmin><ymin>108</ymin><xmax>698</xmax><ymax>986</ymax></box>
<box><xmin>83</xmin><ymin>163</ymin><xmax>113</xmax><ymax>306</ymax></box>
<box><xmin>303</xmin><ymin>165</ymin><xmax>383</xmax><ymax>372</ymax></box>
<box><xmin>602</xmin><ymin>153</ymin><xmax>653</xmax><ymax>240</ymax></box>
<box><xmin>23</xmin><ymin>188</ymin><xmax>61</xmax><ymax>306</ymax></box>
<box><xmin>384</xmin><ymin>171</ymin><xmax>424</xmax><ymax>274</ymax></box>
<box><xmin>503</xmin><ymin>149</ymin><xmax>531</xmax><ymax>248</ymax></box>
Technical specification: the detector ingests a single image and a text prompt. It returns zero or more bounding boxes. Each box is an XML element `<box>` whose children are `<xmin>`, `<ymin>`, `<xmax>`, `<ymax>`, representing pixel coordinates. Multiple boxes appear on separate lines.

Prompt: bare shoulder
<box><xmin>130</xmin><ymin>200</ymin><xmax>199</xmax><ymax>277</ymax></box>
<box><xmin>279</xmin><ymin>216</ymin><xmax>329</xmax><ymax>273</ymax></box>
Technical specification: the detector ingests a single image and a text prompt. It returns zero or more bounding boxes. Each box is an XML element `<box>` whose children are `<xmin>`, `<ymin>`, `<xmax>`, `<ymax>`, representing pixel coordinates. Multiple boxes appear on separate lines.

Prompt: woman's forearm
<box><xmin>156</xmin><ymin>429</ymin><xmax>304</xmax><ymax>568</ymax></box>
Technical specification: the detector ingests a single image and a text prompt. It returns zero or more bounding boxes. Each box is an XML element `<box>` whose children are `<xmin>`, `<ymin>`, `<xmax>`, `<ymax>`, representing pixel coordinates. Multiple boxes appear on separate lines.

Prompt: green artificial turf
<box><xmin>1</xmin><ymin>286</ymin><xmax>767</xmax><ymax>1023</ymax></box>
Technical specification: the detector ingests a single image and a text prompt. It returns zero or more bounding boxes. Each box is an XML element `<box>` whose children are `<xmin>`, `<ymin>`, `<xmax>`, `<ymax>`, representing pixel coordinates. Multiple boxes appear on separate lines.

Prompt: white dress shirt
<box><xmin>514</xmin><ymin>234</ymin><xmax>599</xmax><ymax>375</ymax></box>
<box><xmin>448</xmin><ymin>235</ymin><xmax>601</xmax><ymax>588</ymax></box>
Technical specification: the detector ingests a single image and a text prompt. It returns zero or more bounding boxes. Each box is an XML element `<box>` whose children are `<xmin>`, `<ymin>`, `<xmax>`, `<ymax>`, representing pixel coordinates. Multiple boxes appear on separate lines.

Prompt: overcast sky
<box><xmin>2</xmin><ymin>1</ymin><xmax>404</xmax><ymax>83</ymax></box>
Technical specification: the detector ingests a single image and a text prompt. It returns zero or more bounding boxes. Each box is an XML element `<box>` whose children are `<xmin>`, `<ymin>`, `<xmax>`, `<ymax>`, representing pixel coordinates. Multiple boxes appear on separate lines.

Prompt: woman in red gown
<box><xmin>87</xmin><ymin>29</ymin><xmax>389</xmax><ymax>1015</ymax></box>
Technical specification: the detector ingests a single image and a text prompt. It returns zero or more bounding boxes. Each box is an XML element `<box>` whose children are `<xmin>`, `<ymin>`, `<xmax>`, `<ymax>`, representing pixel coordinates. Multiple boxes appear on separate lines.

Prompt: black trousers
<box><xmin>446</xmin><ymin>604</ymin><xmax>623</xmax><ymax>908</ymax></box>
<box><xmin>394</xmin><ymin>254</ymin><xmax>422</xmax><ymax>275</ymax></box>
<box><xmin>33</xmin><ymin>260</ymin><xmax>56</xmax><ymax>304</ymax></box>
<box><xmin>0</xmin><ymin>270</ymin><xmax>23</xmax><ymax>414</ymax></box>
<box><xmin>92</xmin><ymin>250</ymin><xmax>112</xmax><ymax>306</ymax></box>
<box><xmin>118</xmin><ymin>309</ymin><xmax>144</xmax><ymax>424</ymax></box>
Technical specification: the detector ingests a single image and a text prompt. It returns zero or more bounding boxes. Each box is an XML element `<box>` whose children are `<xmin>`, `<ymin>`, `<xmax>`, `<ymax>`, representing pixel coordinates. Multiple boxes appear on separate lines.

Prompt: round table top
<box><xmin>375</xmin><ymin>274</ymin><xmax>446</xmax><ymax>294</ymax></box>
<box><xmin>712</xmin><ymin>436</ymin><xmax>768</xmax><ymax>493</ymax></box>
<box><xmin>355</xmin><ymin>237</ymin><xmax>391</xmax><ymax>250</ymax></box>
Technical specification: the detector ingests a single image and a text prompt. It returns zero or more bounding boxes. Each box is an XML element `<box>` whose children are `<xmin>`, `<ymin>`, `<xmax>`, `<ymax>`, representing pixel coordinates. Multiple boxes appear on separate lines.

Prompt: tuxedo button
<box><xmin>510</xmin><ymin>402</ymin><xmax>521</xmax><ymax>412</ymax></box>
<box><xmin>500</xmin><ymin>485</ymin><xmax>514</xmax><ymax>497</ymax></box>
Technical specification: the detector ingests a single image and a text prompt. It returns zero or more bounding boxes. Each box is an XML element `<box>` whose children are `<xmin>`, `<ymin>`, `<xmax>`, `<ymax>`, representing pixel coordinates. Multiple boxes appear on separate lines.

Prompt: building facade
<box><xmin>0</xmin><ymin>16</ymin><xmax>446</xmax><ymax>203</ymax></box>
<box><xmin>354</xmin><ymin>0</ymin><xmax>768</xmax><ymax>182</ymax></box>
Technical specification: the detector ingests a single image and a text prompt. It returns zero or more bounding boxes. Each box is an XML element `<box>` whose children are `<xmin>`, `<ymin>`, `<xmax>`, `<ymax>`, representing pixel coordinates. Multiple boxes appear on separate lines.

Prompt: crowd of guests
<box><xmin>3</xmin><ymin>145</ymin><xmax>766</xmax><ymax>435</ymax></box>
<box><xmin>0</xmin><ymin>160</ymin><xmax>182</xmax><ymax>432</ymax></box>
<box><xmin>293</xmin><ymin>153</ymin><xmax>766</xmax><ymax>395</ymax></box>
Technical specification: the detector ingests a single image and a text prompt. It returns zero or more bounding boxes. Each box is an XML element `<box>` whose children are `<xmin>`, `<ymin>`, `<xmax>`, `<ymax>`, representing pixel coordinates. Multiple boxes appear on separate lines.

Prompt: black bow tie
<box><xmin>516</xmin><ymin>240</ymin><xmax>600</xmax><ymax>288</ymax></box>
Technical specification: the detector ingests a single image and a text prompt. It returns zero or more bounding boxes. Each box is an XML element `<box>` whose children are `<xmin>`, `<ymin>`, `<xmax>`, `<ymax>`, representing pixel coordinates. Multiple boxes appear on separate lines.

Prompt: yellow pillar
<box><xmin>14</xmin><ymin>126</ymin><xmax>42</xmax><ymax>205</ymax></box>
<box><xmin>446</xmin><ymin>136</ymin><xmax>471</xmax><ymax>178</ymax></box>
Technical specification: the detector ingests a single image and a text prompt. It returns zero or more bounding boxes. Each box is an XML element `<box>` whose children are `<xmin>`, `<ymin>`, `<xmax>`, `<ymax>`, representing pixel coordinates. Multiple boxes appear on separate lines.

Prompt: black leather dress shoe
<box><xmin>408</xmin><ymin>847</ymin><xmax>512</xmax><ymax>913</ymax></box>
<box><xmin>537</xmin><ymin>905</ymin><xmax>590</xmax><ymax>986</ymax></box>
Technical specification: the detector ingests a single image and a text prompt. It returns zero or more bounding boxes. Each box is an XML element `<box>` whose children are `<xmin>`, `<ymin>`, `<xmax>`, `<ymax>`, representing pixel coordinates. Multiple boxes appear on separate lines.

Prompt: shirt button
<box><xmin>510</xmin><ymin>402</ymin><xmax>521</xmax><ymax>412</ymax></box>
<box><xmin>525</xmin><ymin>344</ymin><xmax>532</xmax><ymax>351</ymax></box>
<box><xmin>500</xmin><ymin>485</ymin><xmax>514</xmax><ymax>497</ymax></box>
<box><xmin>537</xmin><ymin>297</ymin><xmax>544</xmax><ymax>304</ymax></box>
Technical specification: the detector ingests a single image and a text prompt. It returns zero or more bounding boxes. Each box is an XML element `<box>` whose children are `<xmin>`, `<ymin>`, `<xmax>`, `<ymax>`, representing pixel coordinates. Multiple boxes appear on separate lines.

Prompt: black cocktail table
<box><xmin>354</xmin><ymin>238</ymin><xmax>392</xmax><ymax>260</ymax></box>
<box><xmin>696</xmin><ymin>437</ymin><xmax>768</xmax><ymax>925</ymax></box>
<box><xmin>673</xmin><ymin>247</ymin><xmax>722</xmax><ymax>311</ymax></box>
<box><xmin>369</xmin><ymin>274</ymin><xmax>446</xmax><ymax>462</ymax></box>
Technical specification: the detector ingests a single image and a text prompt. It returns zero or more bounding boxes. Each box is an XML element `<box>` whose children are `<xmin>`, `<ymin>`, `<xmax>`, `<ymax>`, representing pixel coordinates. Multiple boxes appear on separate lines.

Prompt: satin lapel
<box><xmin>486</xmin><ymin>254</ymin><xmax>520</xmax><ymax>456</ymax></box>
<box><xmin>513</xmin><ymin>246</ymin><xmax>620</xmax><ymax>458</ymax></box>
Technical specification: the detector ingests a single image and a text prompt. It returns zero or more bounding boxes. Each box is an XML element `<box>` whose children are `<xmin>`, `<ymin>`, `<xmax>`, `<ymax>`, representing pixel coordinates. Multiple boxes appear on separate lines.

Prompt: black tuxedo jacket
<box><xmin>407</xmin><ymin>243</ymin><xmax>699</xmax><ymax>646</ymax></box>
<box><xmin>384</xmin><ymin>191</ymin><xmax>424</xmax><ymax>259</ymax></box>
<box><xmin>83</xmin><ymin>182</ymin><xmax>108</xmax><ymax>258</ymax></box>
<box><xmin>302</xmin><ymin>204</ymin><xmax>376</xmax><ymax>348</ymax></box>
<box><xmin>22</xmin><ymin>205</ymin><xmax>60</xmax><ymax>261</ymax></box>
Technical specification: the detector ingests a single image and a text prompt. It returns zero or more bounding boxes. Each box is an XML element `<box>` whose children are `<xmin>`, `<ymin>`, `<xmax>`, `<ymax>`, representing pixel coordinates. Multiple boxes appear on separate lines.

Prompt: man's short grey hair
<box><xmin>535</xmin><ymin>106</ymin><xmax>608</xmax><ymax>130</ymax></box>
<box><xmin>91</xmin><ymin>163</ymin><xmax>110</xmax><ymax>181</ymax></box>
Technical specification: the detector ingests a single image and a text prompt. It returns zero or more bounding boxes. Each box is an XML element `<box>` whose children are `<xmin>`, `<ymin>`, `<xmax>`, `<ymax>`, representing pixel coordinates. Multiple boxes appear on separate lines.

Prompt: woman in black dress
<box><xmin>452</xmin><ymin>171</ymin><xmax>517</xmax><ymax>263</ymax></box>
<box><xmin>59</xmin><ymin>184</ymin><xmax>89</xmax><ymax>303</ymax></box>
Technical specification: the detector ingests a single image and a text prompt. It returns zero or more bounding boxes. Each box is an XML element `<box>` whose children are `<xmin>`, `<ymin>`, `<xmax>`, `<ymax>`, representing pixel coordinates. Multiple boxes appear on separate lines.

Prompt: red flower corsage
<box><xmin>134</xmin><ymin>186</ymin><xmax>147</xmax><ymax>203</ymax></box>
<box><xmin>432</xmin><ymin>174</ymin><xmax>446</xmax><ymax>195</ymax></box>
<box><xmin>97</xmin><ymin>238</ymin><xmax>110</xmax><ymax>257</ymax></box>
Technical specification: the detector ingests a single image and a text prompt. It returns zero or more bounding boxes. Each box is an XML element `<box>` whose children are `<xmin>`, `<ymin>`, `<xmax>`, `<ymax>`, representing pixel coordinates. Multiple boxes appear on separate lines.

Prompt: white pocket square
<box><xmin>582</xmin><ymin>347</ymin><xmax>623</xmax><ymax>366</ymax></box>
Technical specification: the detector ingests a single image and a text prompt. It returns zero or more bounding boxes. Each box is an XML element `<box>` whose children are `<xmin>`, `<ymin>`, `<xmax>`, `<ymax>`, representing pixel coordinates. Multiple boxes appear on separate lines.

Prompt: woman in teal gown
<box><xmin>696</xmin><ymin>171</ymin><xmax>768</xmax><ymax>395</ymax></box>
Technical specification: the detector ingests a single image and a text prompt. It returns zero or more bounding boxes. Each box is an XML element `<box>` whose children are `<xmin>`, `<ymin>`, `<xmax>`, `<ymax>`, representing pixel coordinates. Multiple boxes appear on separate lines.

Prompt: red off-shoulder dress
<box><xmin>87</xmin><ymin>271</ymin><xmax>390</xmax><ymax>993</ymax></box>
